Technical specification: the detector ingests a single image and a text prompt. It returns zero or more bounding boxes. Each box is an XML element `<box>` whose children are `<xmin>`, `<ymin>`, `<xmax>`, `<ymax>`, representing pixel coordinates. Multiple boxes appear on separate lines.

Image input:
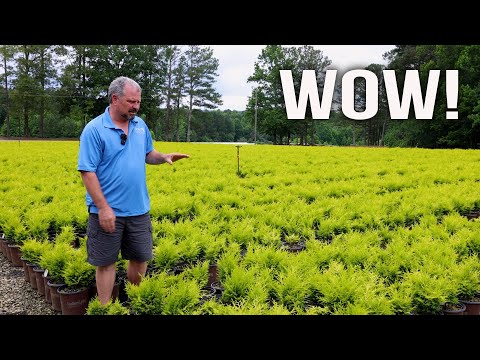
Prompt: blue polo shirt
<box><xmin>77</xmin><ymin>106</ymin><xmax>154</xmax><ymax>217</ymax></box>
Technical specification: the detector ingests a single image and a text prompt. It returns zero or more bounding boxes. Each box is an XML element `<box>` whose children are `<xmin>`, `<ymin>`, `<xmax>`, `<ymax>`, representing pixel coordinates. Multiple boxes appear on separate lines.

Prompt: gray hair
<box><xmin>108</xmin><ymin>76</ymin><xmax>141</xmax><ymax>104</ymax></box>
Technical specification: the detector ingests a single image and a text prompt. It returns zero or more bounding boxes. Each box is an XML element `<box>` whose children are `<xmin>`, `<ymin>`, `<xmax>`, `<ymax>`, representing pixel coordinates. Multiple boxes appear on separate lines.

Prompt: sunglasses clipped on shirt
<box><xmin>120</xmin><ymin>133</ymin><xmax>127</xmax><ymax>145</ymax></box>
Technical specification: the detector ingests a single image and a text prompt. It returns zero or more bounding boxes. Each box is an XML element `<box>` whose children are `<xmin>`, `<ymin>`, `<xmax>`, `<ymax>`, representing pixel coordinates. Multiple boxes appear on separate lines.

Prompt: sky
<box><xmin>208</xmin><ymin>45</ymin><xmax>396</xmax><ymax>111</ymax></box>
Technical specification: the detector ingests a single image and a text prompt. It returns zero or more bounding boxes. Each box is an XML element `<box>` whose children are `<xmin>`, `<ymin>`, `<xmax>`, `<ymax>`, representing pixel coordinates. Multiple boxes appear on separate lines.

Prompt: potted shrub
<box><xmin>152</xmin><ymin>237</ymin><xmax>180</xmax><ymax>273</ymax></box>
<box><xmin>126</xmin><ymin>272</ymin><xmax>202</xmax><ymax>315</ymax></box>
<box><xmin>181</xmin><ymin>260</ymin><xmax>216</xmax><ymax>302</ymax></box>
<box><xmin>20</xmin><ymin>238</ymin><xmax>53</xmax><ymax>289</ymax></box>
<box><xmin>40</xmin><ymin>242</ymin><xmax>75</xmax><ymax>284</ymax></box>
<box><xmin>20</xmin><ymin>238</ymin><xmax>53</xmax><ymax>265</ymax></box>
<box><xmin>54</xmin><ymin>224</ymin><xmax>78</xmax><ymax>247</ymax></box>
<box><xmin>162</xmin><ymin>279</ymin><xmax>202</xmax><ymax>315</ymax></box>
<box><xmin>86</xmin><ymin>297</ymin><xmax>129</xmax><ymax>315</ymax></box>
<box><xmin>126</xmin><ymin>272</ymin><xmax>170</xmax><ymax>315</ymax></box>
<box><xmin>401</xmin><ymin>270</ymin><xmax>454</xmax><ymax>315</ymax></box>
<box><xmin>442</xmin><ymin>301</ymin><xmax>467</xmax><ymax>315</ymax></box>
<box><xmin>281</xmin><ymin>233</ymin><xmax>306</xmax><ymax>253</ymax></box>
<box><xmin>174</xmin><ymin>237</ymin><xmax>201</xmax><ymax>274</ymax></box>
<box><xmin>451</xmin><ymin>256</ymin><xmax>480</xmax><ymax>315</ymax></box>
<box><xmin>41</xmin><ymin>243</ymin><xmax>76</xmax><ymax>312</ymax></box>
<box><xmin>57</xmin><ymin>249</ymin><xmax>95</xmax><ymax>315</ymax></box>
<box><xmin>210</xmin><ymin>242</ymin><xmax>243</xmax><ymax>296</ymax></box>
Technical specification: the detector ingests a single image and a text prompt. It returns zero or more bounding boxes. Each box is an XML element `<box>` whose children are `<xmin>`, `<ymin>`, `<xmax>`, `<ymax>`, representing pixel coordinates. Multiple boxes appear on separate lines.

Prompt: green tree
<box><xmin>31</xmin><ymin>45</ymin><xmax>62</xmax><ymax>138</ymax></box>
<box><xmin>0</xmin><ymin>45</ymin><xmax>15</xmax><ymax>137</ymax></box>
<box><xmin>344</xmin><ymin>63</ymin><xmax>389</xmax><ymax>146</ymax></box>
<box><xmin>163</xmin><ymin>45</ymin><xmax>183</xmax><ymax>141</ymax></box>
<box><xmin>247</xmin><ymin>45</ymin><xmax>290</xmax><ymax>144</ymax></box>
<box><xmin>284</xmin><ymin>45</ymin><xmax>332</xmax><ymax>145</ymax></box>
<box><xmin>184</xmin><ymin>45</ymin><xmax>222</xmax><ymax>142</ymax></box>
<box><xmin>57</xmin><ymin>45</ymin><xmax>96</xmax><ymax>136</ymax></box>
<box><xmin>172</xmin><ymin>53</ymin><xmax>188</xmax><ymax>142</ymax></box>
<box><xmin>12</xmin><ymin>45</ymin><xmax>39</xmax><ymax>137</ymax></box>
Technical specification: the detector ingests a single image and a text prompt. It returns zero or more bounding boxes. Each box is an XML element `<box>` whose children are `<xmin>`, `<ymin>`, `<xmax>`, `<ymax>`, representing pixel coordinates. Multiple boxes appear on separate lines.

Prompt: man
<box><xmin>78</xmin><ymin>76</ymin><xmax>189</xmax><ymax>304</ymax></box>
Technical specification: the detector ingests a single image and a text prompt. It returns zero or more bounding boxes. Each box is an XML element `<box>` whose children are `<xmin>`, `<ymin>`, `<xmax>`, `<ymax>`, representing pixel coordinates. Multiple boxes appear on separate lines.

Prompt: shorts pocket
<box><xmin>86</xmin><ymin>217</ymin><xmax>98</xmax><ymax>239</ymax></box>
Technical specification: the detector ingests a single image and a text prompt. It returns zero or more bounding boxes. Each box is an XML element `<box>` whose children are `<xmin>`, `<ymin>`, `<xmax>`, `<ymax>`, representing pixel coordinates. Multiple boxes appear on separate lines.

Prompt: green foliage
<box><xmin>193</xmin><ymin>298</ymin><xmax>224</xmax><ymax>315</ymax></box>
<box><xmin>307</xmin><ymin>261</ymin><xmax>393</xmax><ymax>314</ymax></box>
<box><xmin>86</xmin><ymin>297</ymin><xmax>129</xmax><ymax>315</ymax></box>
<box><xmin>450</xmin><ymin>256</ymin><xmax>480</xmax><ymax>299</ymax></box>
<box><xmin>386</xmin><ymin>283</ymin><xmax>414</xmax><ymax>315</ymax></box>
<box><xmin>228</xmin><ymin>218</ymin><xmax>256</xmax><ymax>249</ymax></box>
<box><xmin>152</xmin><ymin>237</ymin><xmax>179</xmax><ymax>272</ymax></box>
<box><xmin>242</xmin><ymin>244</ymin><xmax>289</xmax><ymax>276</ymax></box>
<box><xmin>177</xmin><ymin>237</ymin><xmax>201</xmax><ymax>265</ymax></box>
<box><xmin>202</xmin><ymin>236</ymin><xmax>227</xmax><ymax>264</ymax></box>
<box><xmin>126</xmin><ymin>273</ymin><xmax>169</xmax><ymax>315</ymax></box>
<box><xmin>304</xmin><ymin>305</ymin><xmax>330</xmax><ymax>315</ymax></box>
<box><xmin>62</xmin><ymin>250</ymin><xmax>95</xmax><ymax>289</ymax></box>
<box><xmin>401</xmin><ymin>270</ymin><xmax>455</xmax><ymax>315</ymax></box>
<box><xmin>126</xmin><ymin>272</ymin><xmax>201</xmax><ymax>315</ymax></box>
<box><xmin>39</xmin><ymin>242</ymin><xmax>75</xmax><ymax>284</ymax></box>
<box><xmin>5</xmin><ymin>141</ymin><xmax>480</xmax><ymax>314</ymax></box>
<box><xmin>162</xmin><ymin>279</ymin><xmax>201</xmax><ymax>315</ymax></box>
<box><xmin>55</xmin><ymin>225</ymin><xmax>77</xmax><ymax>245</ymax></box>
<box><xmin>283</xmin><ymin>233</ymin><xmax>301</xmax><ymax>245</ymax></box>
<box><xmin>23</xmin><ymin>206</ymin><xmax>51</xmax><ymax>239</ymax></box>
<box><xmin>274</xmin><ymin>266</ymin><xmax>309</xmax><ymax>313</ymax></box>
<box><xmin>116</xmin><ymin>257</ymin><xmax>128</xmax><ymax>274</ymax></box>
<box><xmin>220</xmin><ymin>266</ymin><xmax>257</xmax><ymax>305</ymax></box>
<box><xmin>216</xmin><ymin>242</ymin><xmax>242</xmax><ymax>283</ymax></box>
<box><xmin>181</xmin><ymin>260</ymin><xmax>209</xmax><ymax>288</ymax></box>
<box><xmin>1</xmin><ymin>209</ymin><xmax>30</xmax><ymax>244</ymax></box>
<box><xmin>374</xmin><ymin>236</ymin><xmax>419</xmax><ymax>283</ymax></box>
<box><xmin>464</xmin><ymin>227</ymin><xmax>480</xmax><ymax>256</ymax></box>
<box><xmin>20</xmin><ymin>238</ymin><xmax>53</xmax><ymax>264</ymax></box>
<box><xmin>333</xmin><ymin>302</ymin><xmax>371</xmax><ymax>315</ymax></box>
<box><xmin>2</xmin><ymin>45</ymin><xmax>480</xmax><ymax>145</ymax></box>
<box><xmin>199</xmin><ymin>299</ymin><xmax>292</xmax><ymax>315</ymax></box>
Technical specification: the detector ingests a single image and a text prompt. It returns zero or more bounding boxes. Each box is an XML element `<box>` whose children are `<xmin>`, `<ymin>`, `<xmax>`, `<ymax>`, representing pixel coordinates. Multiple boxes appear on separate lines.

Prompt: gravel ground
<box><xmin>0</xmin><ymin>252</ymin><xmax>58</xmax><ymax>315</ymax></box>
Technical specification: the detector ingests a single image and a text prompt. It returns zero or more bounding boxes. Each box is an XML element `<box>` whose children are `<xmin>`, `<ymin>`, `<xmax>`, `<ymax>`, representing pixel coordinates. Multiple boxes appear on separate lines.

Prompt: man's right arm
<box><xmin>80</xmin><ymin>171</ymin><xmax>116</xmax><ymax>233</ymax></box>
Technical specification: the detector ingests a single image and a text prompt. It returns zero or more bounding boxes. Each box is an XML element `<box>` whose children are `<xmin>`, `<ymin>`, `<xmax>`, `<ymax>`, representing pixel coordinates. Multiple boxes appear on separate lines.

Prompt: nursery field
<box><xmin>2</xmin><ymin>140</ymin><xmax>480</xmax><ymax>315</ymax></box>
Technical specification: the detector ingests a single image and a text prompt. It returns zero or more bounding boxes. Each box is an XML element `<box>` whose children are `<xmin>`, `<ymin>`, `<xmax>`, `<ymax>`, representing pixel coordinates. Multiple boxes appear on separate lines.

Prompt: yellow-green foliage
<box><xmin>4</xmin><ymin>141</ymin><xmax>480</xmax><ymax>314</ymax></box>
<box><xmin>126</xmin><ymin>272</ymin><xmax>201</xmax><ymax>315</ymax></box>
<box><xmin>126</xmin><ymin>273</ymin><xmax>169</xmax><ymax>315</ymax></box>
<box><xmin>152</xmin><ymin>236</ymin><xmax>179</xmax><ymax>272</ymax></box>
<box><xmin>39</xmin><ymin>242</ymin><xmax>76</xmax><ymax>283</ymax></box>
<box><xmin>86</xmin><ymin>297</ymin><xmax>129</xmax><ymax>315</ymax></box>
<box><xmin>55</xmin><ymin>225</ymin><xmax>77</xmax><ymax>245</ymax></box>
<box><xmin>62</xmin><ymin>250</ymin><xmax>95</xmax><ymax>288</ymax></box>
<box><xmin>20</xmin><ymin>238</ymin><xmax>53</xmax><ymax>264</ymax></box>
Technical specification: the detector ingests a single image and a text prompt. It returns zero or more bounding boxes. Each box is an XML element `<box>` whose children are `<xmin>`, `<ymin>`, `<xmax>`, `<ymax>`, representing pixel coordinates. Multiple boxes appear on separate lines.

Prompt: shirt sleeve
<box><xmin>145</xmin><ymin>123</ymin><xmax>154</xmax><ymax>155</ymax></box>
<box><xmin>77</xmin><ymin>125</ymin><xmax>102</xmax><ymax>172</ymax></box>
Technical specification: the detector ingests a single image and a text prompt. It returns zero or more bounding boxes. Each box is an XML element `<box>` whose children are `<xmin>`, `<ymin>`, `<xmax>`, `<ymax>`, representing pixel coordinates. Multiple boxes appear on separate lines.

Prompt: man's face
<box><xmin>113</xmin><ymin>84</ymin><xmax>141</xmax><ymax>121</ymax></box>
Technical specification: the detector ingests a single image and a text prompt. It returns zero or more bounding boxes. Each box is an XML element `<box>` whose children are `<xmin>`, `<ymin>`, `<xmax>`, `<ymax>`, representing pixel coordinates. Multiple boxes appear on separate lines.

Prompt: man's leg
<box><xmin>86</xmin><ymin>213</ymin><xmax>125</xmax><ymax>305</ymax></box>
<box><xmin>122</xmin><ymin>212</ymin><xmax>153</xmax><ymax>285</ymax></box>
<box><xmin>127</xmin><ymin>260</ymin><xmax>148</xmax><ymax>285</ymax></box>
<box><xmin>96</xmin><ymin>263</ymin><xmax>117</xmax><ymax>304</ymax></box>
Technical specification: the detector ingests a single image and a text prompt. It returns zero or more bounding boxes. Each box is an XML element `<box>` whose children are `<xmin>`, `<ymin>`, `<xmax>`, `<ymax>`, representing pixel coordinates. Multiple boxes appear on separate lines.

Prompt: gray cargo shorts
<box><xmin>86</xmin><ymin>212</ymin><xmax>153</xmax><ymax>266</ymax></box>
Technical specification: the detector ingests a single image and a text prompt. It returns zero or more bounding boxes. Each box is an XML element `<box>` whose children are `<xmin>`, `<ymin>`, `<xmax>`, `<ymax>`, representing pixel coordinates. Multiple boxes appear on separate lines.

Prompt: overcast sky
<box><xmin>208</xmin><ymin>45</ymin><xmax>395</xmax><ymax>111</ymax></box>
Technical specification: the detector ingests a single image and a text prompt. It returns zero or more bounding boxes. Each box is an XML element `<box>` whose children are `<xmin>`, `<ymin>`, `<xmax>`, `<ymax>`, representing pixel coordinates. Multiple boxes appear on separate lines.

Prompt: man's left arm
<box><xmin>146</xmin><ymin>150</ymin><xmax>190</xmax><ymax>165</ymax></box>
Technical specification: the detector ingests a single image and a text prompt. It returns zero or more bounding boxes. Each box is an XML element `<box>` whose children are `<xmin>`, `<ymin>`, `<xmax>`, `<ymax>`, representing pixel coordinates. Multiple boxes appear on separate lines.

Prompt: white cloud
<box><xmin>207</xmin><ymin>45</ymin><xmax>395</xmax><ymax>111</ymax></box>
<box><xmin>220</xmin><ymin>95</ymin><xmax>250</xmax><ymax>112</ymax></box>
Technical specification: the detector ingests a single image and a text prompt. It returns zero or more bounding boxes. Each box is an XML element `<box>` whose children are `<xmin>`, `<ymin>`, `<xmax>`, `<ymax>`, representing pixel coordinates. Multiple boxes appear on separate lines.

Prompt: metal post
<box><xmin>236</xmin><ymin>145</ymin><xmax>241</xmax><ymax>175</ymax></box>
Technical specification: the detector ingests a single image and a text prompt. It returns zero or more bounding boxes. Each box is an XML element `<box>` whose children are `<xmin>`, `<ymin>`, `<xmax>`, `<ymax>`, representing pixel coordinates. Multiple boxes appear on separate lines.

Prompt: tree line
<box><xmin>1</xmin><ymin>45</ymin><xmax>479</xmax><ymax>148</ymax></box>
<box><xmin>0</xmin><ymin>45</ymin><xmax>243</xmax><ymax>142</ymax></box>
<box><xmin>246</xmin><ymin>45</ymin><xmax>480</xmax><ymax>148</ymax></box>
